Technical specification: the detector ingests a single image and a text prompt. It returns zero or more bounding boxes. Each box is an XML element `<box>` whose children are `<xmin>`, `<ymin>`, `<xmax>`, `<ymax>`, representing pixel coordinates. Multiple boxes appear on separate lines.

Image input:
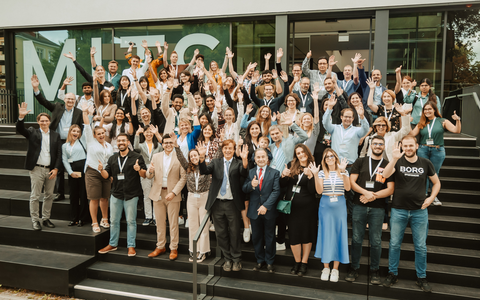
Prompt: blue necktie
<box><xmin>220</xmin><ymin>160</ymin><xmax>231</xmax><ymax>196</ymax></box>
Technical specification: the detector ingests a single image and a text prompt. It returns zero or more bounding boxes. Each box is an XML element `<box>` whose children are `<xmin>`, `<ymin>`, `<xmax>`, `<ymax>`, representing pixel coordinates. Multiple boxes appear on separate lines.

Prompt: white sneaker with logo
<box><xmin>330</xmin><ymin>269</ymin><xmax>339</xmax><ymax>282</ymax></box>
<box><xmin>321</xmin><ymin>268</ymin><xmax>330</xmax><ymax>281</ymax></box>
<box><xmin>433</xmin><ymin>197</ymin><xmax>442</xmax><ymax>206</ymax></box>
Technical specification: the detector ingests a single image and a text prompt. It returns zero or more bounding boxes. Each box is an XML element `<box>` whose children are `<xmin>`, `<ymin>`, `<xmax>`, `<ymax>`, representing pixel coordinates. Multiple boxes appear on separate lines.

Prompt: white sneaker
<box><xmin>249</xmin><ymin>224</ymin><xmax>252</xmax><ymax>234</ymax></box>
<box><xmin>209</xmin><ymin>223</ymin><xmax>215</xmax><ymax>232</ymax></box>
<box><xmin>178</xmin><ymin>217</ymin><xmax>185</xmax><ymax>225</ymax></box>
<box><xmin>243</xmin><ymin>228</ymin><xmax>251</xmax><ymax>243</ymax></box>
<box><xmin>433</xmin><ymin>197</ymin><xmax>442</xmax><ymax>206</ymax></box>
<box><xmin>185</xmin><ymin>219</ymin><xmax>189</xmax><ymax>228</ymax></box>
<box><xmin>330</xmin><ymin>269</ymin><xmax>339</xmax><ymax>282</ymax></box>
<box><xmin>276</xmin><ymin>242</ymin><xmax>286</xmax><ymax>251</ymax></box>
<box><xmin>321</xmin><ymin>268</ymin><xmax>330</xmax><ymax>281</ymax></box>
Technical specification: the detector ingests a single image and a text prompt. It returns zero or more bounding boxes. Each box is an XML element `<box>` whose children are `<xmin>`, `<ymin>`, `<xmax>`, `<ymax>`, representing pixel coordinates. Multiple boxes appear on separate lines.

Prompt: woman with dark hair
<box><xmin>409</xmin><ymin>101</ymin><xmax>461</xmax><ymax>205</ymax></box>
<box><xmin>199</xmin><ymin>94</ymin><xmax>225</xmax><ymax>130</ymax></box>
<box><xmin>404</xmin><ymin>78</ymin><xmax>442</xmax><ymax>127</ymax></box>
<box><xmin>172</xmin><ymin>70</ymin><xmax>199</xmax><ymax>96</ymax></box>
<box><xmin>173</xmin><ymin>140</ymin><xmax>212</xmax><ymax>262</ymax></box>
<box><xmin>134</xmin><ymin>124</ymin><xmax>163</xmax><ymax>226</ymax></box>
<box><xmin>102</xmin><ymin>107</ymin><xmax>133</xmax><ymax>152</ymax></box>
<box><xmin>367</xmin><ymin>78</ymin><xmax>402</xmax><ymax>132</ymax></box>
<box><xmin>116</xmin><ymin>76</ymin><xmax>132</xmax><ymax>115</ymax></box>
<box><xmin>93</xmin><ymin>76</ymin><xmax>117</xmax><ymax>127</ymax></box>
<box><xmin>280</xmin><ymin>144</ymin><xmax>317</xmax><ymax>276</ymax></box>
<box><xmin>240</xmin><ymin>105</ymin><xmax>276</xmax><ymax>138</ymax></box>
<box><xmin>279</xmin><ymin>93</ymin><xmax>302</xmax><ymax>137</ymax></box>
<box><xmin>310</xmin><ymin>149</ymin><xmax>350</xmax><ymax>282</ymax></box>
<box><xmin>198</xmin><ymin>113</ymin><xmax>213</xmax><ymax>128</ymax></box>
<box><xmin>197</xmin><ymin>123</ymin><xmax>221</xmax><ymax>163</ymax></box>
<box><xmin>62</xmin><ymin>124</ymin><xmax>89</xmax><ymax>227</ymax></box>
<box><xmin>348</xmin><ymin>92</ymin><xmax>373</xmax><ymax>126</ymax></box>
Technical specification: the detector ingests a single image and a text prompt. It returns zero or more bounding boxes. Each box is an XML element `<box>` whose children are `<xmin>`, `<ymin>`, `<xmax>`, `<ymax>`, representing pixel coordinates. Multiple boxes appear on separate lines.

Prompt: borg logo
<box><xmin>400</xmin><ymin>166</ymin><xmax>424</xmax><ymax>175</ymax></box>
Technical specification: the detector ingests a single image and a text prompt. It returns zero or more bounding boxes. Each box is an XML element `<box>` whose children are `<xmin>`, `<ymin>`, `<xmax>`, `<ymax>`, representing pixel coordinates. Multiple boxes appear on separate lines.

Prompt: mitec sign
<box><xmin>23</xmin><ymin>33</ymin><xmax>220</xmax><ymax>112</ymax></box>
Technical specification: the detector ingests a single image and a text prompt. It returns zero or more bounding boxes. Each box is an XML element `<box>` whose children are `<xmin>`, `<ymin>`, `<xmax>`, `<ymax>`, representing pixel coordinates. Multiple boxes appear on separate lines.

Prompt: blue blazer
<box><xmin>242</xmin><ymin>166</ymin><xmax>281</xmax><ymax>220</ymax></box>
<box><xmin>176</xmin><ymin>125</ymin><xmax>201</xmax><ymax>151</ymax></box>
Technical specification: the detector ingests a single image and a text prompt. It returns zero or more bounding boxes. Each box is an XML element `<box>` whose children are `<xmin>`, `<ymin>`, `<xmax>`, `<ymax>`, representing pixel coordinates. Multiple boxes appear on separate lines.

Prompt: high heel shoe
<box><xmin>291</xmin><ymin>262</ymin><xmax>301</xmax><ymax>275</ymax></box>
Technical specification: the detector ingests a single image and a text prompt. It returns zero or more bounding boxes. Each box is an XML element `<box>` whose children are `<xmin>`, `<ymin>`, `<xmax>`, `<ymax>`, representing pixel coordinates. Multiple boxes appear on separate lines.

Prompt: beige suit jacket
<box><xmin>161</xmin><ymin>91</ymin><xmax>195</xmax><ymax>135</ymax></box>
<box><xmin>146</xmin><ymin>151</ymin><xmax>186</xmax><ymax>202</ymax></box>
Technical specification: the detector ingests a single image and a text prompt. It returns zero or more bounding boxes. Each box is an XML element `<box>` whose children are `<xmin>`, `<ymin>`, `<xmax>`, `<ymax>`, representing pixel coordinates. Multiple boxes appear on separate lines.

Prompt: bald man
<box><xmin>32</xmin><ymin>75</ymin><xmax>84</xmax><ymax>201</ymax></box>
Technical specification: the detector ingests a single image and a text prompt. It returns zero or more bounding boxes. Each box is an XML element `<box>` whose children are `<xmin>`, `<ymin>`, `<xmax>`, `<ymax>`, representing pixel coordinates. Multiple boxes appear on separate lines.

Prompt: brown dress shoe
<box><xmin>169</xmin><ymin>249</ymin><xmax>178</xmax><ymax>261</ymax></box>
<box><xmin>148</xmin><ymin>247</ymin><xmax>166</xmax><ymax>258</ymax></box>
<box><xmin>98</xmin><ymin>245</ymin><xmax>117</xmax><ymax>254</ymax></box>
<box><xmin>128</xmin><ymin>247</ymin><xmax>136</xmax><ymax>257</ymax></box>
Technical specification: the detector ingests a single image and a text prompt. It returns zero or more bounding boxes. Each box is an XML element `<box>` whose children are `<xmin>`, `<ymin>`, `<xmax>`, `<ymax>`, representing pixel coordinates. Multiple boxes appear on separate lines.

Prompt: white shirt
<box><xmin>177</xmin><ymin>135</ymin><xmax>189</xmax><ymax>160</ymax></box>
<box><xmin>162</xmin><ymin>150</ymin><xmax>174</xmax><ymax>187</ymax></box>
<box><xmin>37</xmin><ymin>129</ymin><xmax>51</xmax><ymax>166</ymax></box>
<box><xmin>84</xmin><ymin>124</ymin><xmax>114</xmax><ymax>172</ymax></box>
<box><xmin>217</xmin><ymin>157</ymin><xmax>234</xmax><ymax>200</ymax></box>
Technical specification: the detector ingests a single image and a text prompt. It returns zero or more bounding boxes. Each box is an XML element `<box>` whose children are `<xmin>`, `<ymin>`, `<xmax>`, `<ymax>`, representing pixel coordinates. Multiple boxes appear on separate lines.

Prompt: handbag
<box><xmin>276</xmin><ymin>198</ymin><xmax>292</xmax><ymax>214</ymax></box>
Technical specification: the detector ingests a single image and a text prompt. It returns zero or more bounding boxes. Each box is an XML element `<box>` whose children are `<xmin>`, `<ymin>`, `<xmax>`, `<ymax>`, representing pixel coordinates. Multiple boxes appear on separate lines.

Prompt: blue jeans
<box><xmin>417</xmin><ymin>145</ymin><xmax>445</xmax><ymax>194</ymax></box>
<box><xmin>388</xmin><ymin>208</ymin><xmax>428</xmax><ymax>278</ymax></box>
<box><xmin>109</xmin><ymin>196</ymin><xmax>138</xmax><ymax>248</ymax></box>
<box><xmin>351</xmin><ymin>205</ymin><xmax>385</xmax><ymax>270</ymax></box>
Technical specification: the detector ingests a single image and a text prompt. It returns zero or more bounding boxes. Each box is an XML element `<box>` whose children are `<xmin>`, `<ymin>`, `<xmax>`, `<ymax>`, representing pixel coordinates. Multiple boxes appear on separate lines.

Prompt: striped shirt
<box><xmin>271</xmin><ymin>143</ymin><xmax>287</xmax><ymax>174</ymax></box>
<box><xmin>319</xmin><ymin>170</ymin><xmax>349</xmax><ymax>196</ymax></box>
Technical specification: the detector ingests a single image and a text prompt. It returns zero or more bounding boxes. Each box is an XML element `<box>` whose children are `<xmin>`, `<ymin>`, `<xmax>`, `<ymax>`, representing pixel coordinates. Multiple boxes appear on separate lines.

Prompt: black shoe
<box><xmin>77</xmin><ymin>220</ymin><xmax>85</xmax><ymax>227</ymax></box>
<box><xmin>416</xmin><ymin>278</ymin><xmax>432</xmax><ymax>292</ymax></box>
<box><xmin>32</xmin><ymin>221</ymin><xmax>42</xmax><ymax>231</ymax></box>
<box><xmin>54</xmin><ymin>194</ymin><xmax>65</xmax><ymax>201</ymax></box>
<box><xmin>253</xmin><ymin>262</ymin><xmax>266</xmax><ymax>271</ymax></box>
<box><xmin>345</xmin><ymin>268</ymin><xmax>359</xmax><ymax>282</ymax></box>
<box><xmin>370</xmin><ymin>269</ymin><xmax>381</xmax><ymax>285</ymax></box>
<box><xmin>383</xmin><ymin>272</ymin><xmax>398</xmax><ymax>287</ymax></box>
<box><xmin>68</xmin><ymin>221</ymin><xmax>77</xmax><ymax>226</ymax></box>
<box><xmin>291</xmin><ymin>262</ymin><xmax>301</xmax><ymax>274</ymax></box>
<box><xmin>297</xmin><ymin>263</ymin><xmax>308</xmax><ymax>277</ymax></box>
<box><xmin>267</xmin><ymin>264</ymin><xmax>275</xmax><ymax>273</ymax></box>
<box><xmin>42</xmin><ymin>219</ymin><xmax>55</xmax><ymax>228</ymax></box>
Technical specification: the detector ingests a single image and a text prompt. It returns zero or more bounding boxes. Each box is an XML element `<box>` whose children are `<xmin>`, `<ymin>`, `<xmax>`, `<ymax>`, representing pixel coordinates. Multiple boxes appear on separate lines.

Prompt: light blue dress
<box><xmin>314</xmin><ymin>170</ymin><xmax>350</xmax><ymax>264</ymax></box>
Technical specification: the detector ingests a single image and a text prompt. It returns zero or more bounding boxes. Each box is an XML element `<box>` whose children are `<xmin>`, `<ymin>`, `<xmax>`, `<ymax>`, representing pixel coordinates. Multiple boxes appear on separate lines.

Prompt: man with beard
<box><xmin>250</xmin><ymin>71</ymin><xmax>290</xmax><ymax>115</ymax></box>
<box><xmin>122</xmin><ymin>54</ymin><xmax>150</xmax><ymax>87</ymax></box>
<box><xmin>57</xmin><ymin>77</ymin><xmax>94</xmax><ymax>109</ymax></box>
<box><xmin>302</xmin><ymin>51</ymin><xmax>337</xmax><ymax>98</ymax></box>
<box><xmin>293</xmin><ymin>77</ymin><xmax>314</xmax><ymax>114</ymax></box>
<box><xmin>255</xmin><ymin>70</ymin><xmax>282</xmax><ymax>99</ymax></box>
<box><xmin>97</xmin><ymin>133</ymin><xmax>147</xmax><ymax>257</ymax></box>
<box><xmin>328</xmin><ymin>53</ymin><xmax>361</xmax><ymax>97</ymax></box>
<box><xmin>346</xmin><ymin>135</ymin><xmax>394</xmax><ymax>285</ymax></box>
<box><xmin>161</xmin><ymin>79</ymin><xmax>195</xmax><ymax>135</ymax></box>
<box><xmin>381</xmin><ymin>136</ymin><xmax>440</xmax><ymax>293</ymax></box>
<box><xmin>91</xmin><ymin>46</ymin><xmax>121</xmax><ymax>90</ymax></box>
<box><xmin>358</xmin><ymin>58</ymin><xmax>386</xmax><ymax>112</ymax></box>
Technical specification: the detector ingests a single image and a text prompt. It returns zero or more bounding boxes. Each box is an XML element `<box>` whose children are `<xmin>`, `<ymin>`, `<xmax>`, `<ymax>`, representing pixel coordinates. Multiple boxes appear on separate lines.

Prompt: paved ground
<box><xmin>0</xmin><ymin>286</ymin><xmax>81</xmax><ymax>300</ymax></box>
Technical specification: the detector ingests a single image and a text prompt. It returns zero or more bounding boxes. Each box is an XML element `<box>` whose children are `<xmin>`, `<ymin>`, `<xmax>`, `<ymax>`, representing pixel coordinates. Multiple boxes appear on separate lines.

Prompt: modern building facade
<box><xmin>0</xmin><ymin>0</ymin><xmax>479</xmax><ymax>121</ymax></box>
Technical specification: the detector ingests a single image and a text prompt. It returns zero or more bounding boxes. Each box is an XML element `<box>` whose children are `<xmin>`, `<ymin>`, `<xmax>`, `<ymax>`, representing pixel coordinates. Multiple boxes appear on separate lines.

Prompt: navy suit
<box><xmin>242</xmin><ymin>165</ymin><xmax>281</xmax><ymax>265</ymax></box>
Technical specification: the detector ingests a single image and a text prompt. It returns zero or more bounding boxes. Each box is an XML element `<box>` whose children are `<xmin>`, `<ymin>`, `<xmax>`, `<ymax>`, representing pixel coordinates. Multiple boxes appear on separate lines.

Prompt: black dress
<box><xmin>280</xmin><ymin>166</ymin><xmax>318</xmax><ymax>245</ymax></box>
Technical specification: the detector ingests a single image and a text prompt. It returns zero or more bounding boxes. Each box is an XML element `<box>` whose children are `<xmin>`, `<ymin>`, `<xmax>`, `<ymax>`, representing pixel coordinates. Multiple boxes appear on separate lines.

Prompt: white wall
<box><xmin>0</xmin><ymin>0</ymin><xmax>476</xmax><ymax>29</ymax></box>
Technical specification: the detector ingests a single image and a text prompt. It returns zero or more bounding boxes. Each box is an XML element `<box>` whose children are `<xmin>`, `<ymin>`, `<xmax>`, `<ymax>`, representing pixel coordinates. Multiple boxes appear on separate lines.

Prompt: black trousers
<box><xmin>55</xmin><ymin>139</ymin><xmax>67</xmax><ymax>196</ymax></box>
<box><xmin>211</xmin><ymin>199</ymin><xmax>242</xmax><ymax>263</ymax></box>
<box><xmin>68</xmin><ymin>160</ymin><xmax>89</xmax><ymax>223</ymax></box>
<box><xmin>251</xmin><ymin>214</ymin><xmax>276</xmax><ymax>265</ymax></box>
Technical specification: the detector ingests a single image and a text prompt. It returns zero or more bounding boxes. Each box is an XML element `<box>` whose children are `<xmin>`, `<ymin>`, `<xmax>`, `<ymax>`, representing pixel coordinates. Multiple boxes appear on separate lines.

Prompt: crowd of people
<box><xmin>17</xmin><ymin>41</ymin><xmax>463</xmax><ymax>292</ymax></box>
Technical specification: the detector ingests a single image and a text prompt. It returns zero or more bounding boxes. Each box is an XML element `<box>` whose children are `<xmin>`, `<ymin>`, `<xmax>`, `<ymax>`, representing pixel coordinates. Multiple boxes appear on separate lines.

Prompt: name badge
<box><xmin>205</xmin><ymin>157</ymin><xmax>210</xmax><ymax>163</ymax></box>
<box><xmin>426</xmin><ymin>139</ymin><xmax>434</xmax><ymax>145</ymax></box>
<box><xmin>300</xmin><ymin>107</ymin><xmax>306</xmax><ymax>113</ymax></box>
<box><xmin>365</xmin><ymin>181</ymin><xmax>375</xmax><ymax>188</ymax></box>
<box><xmin>324</xmin><ymin>134</ymin><xmax>331</xmax><ymax>141</ymax></box>
<box><xmin>68</xmin><ymin>158</ymin><xmax>73</xmax><ymax>163</ymax></box>
<box><xmin>330</xmin><ymin>196</ymin><xmax>338</xmax><ymax>202</ymax></box>
<box><xmin>174</xmin><ymin>127</ymin><xmax>179</xmax><ymax>133</ymax></box>
<box><xmin>194</xmin><ymin>193</ymin><xmax>201</xmax><ymax>198</ymax></box>
<box><xmin>63</xmin><ymin>128</ymin><xmax>69</xmax><ymax>131</ymax></box>
<box><xmin>117</xmin><ymin>173</ymin><xmax>125</xmax><ymax>180</ymax></box>
<box><xmin>340</xmin><ymin>144</ymin><xmax>347</xmax><ymax>149</ymax></box>
<box><xmin>292</xmin><ymin>186</ymin><xmax>301</xmax><ymax>193</ymax></box>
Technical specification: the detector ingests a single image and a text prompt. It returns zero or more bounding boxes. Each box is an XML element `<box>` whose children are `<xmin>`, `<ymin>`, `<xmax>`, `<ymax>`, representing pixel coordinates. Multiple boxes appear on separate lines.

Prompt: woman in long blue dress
<box><xmin>310</xmin><ymin>148</ymin><xmax>350</xmax><ymax>283</ymax></box>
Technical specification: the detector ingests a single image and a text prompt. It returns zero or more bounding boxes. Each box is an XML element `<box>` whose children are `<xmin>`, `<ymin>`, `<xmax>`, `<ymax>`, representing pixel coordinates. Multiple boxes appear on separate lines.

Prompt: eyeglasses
<box><xmin>325</xmin><ymin>155</ymin><xmax>335</xmax><ymax>160</ymax></box>
<box><xmin>372</xmin><ymin>143</ymin><xmax>384</xmax><ymax>147</ymax></box>
<box><xmin>342</xmin><ymin>116</ymin><xmax>353</xmax><ymax>119</ymax></box>
<box><xmin>163</xmin><ymin>142</ymin><xmax>174</xmax><ymax>145</ymax></box>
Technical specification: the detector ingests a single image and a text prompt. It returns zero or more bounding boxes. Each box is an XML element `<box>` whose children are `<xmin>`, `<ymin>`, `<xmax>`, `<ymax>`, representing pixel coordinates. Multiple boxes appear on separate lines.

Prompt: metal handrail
<box><xmin>444</xmin><ymin>92</ymin><xmax>480</xmax><ymax>111</ymax></box>
<box><xmin>192</xmin><ymin>209</ymin><xmax>211</xmax><ymax>300</ymax></box>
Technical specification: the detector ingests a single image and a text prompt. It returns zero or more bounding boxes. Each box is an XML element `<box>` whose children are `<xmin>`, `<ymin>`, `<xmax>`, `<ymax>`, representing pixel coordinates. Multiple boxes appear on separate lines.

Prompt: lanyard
<box><xmin>299</xmin><ymin>92</ymin><xmax>308</xmax><ymax>107</ymax></box>
<box><xmin>108</xmin><ymin>73</ymin><xmax>117</xmax><ymax>82</ymax></box>
<box><xmin>318</xmin><ymin>72</ymin><xmax>326</xmax><ymax>86</ymax></box>
<box><xmin>206</xmin><ymin>141</ymin><xmax>211</xmax><ymax>157</ymax></box>
<box><xmin>328</xmin><ymin>172</ymin><xmax>340</xmax><ymax>194</ymax></box>
<box><xmin>369</xmin><ymin>157</ymin><xmax>383</xmax><ymax>181</ymax></box>
<box><xmin>225</xmin><ymin>123</ymin><xmax>234</xmax><ymax>139</ymax></box>
<box><xmin>427</xmin><ymin>117</ymin><xmax>436</xmax><ymax>139</ymax></box>
<box><xmin>264</xmin><ymin>97</ymin><xmax>273</xmax><ymax>107</ymax></box>
<box><xmin>121</xmin><ymin>91</ymin><xmax>128</xmax><ymax>106</ymax></box>
<box><xmin>117</xmin><ymin>155</ymin><xmax>128</xmax><ymax>173</ymax></box>
<box><xmin>296</xmin><ymin>172</ymin><xmax>304</xmax><ymax>185</ymax></box>
<box><xmin>341</xmin><ymin>80</ymin><xmax>351</xmax><ymax>90</ymax></box>
<box><xmin>252</xmin><ymin>143</ymin><xmax>257</xmax><ymax>150</ymax></box>
<box><xmin>194</xmin><ymin>171</ymin><xmax>200</xmax><ymax>191</ymax></box>
<box><xmin>384</xmin><ymin>106</ymin><xmax>393</xmax><ymax>121</ymax></box>
<box><xmin>69</xmin><ymin>140</ymin><xmax>78</xmax><ymax>157</ymax></box>
<box><xmin>99</xmin><ymin>104</ymin><xmax>110</xmax><ymax>117</ymax></box>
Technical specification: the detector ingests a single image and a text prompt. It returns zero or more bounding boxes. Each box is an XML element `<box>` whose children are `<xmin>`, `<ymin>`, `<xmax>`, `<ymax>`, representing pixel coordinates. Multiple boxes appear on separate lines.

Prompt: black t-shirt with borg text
<box><xmin>392</xmin><ymin>156</ymin><xmax>436</xmax><ymax>210</ymax></box>
<box><xmin>351</xmin><ymin>156</ymin><xmax>394</xmax><ymax>208</ymax></box>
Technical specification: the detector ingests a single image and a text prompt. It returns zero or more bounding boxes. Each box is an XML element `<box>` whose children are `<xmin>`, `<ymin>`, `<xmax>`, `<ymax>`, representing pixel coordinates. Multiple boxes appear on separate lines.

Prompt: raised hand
<box><xmin>18</xmin><ymin>102</ymin><xmax>31</xmax><ymax>119</ymax></box>
<box><xmin>169</xmin><ymin>132</ymin><xmax>178</xmax><ymax>147</ymax></box>
<box><xmin>141</xmin><ymin>39</ymin><xmax>148</xmax><ymax>49</ymax></box>
<box><xmin>215</xmin><ymin>97</ymin><xmax>222</xmax><ymax>110</ymax></box>
<box><xmin>351</xmin><ymin>53</ymin><xmax>362</xmax><ymax>64</ymax></box>
<box><xmin>392</xmin><ymin>142</ymin><xmax>405</xmax><ymax>160</ymax></box>
<box><xmin>194</xmin><ymin>49</ymin><xmax>200</xmax><ymax>57</ymax></box>
<box><xmin>130</xmin><ymin>68</ymin><xmax>139</xmax><ymax>80</ymax></box>
<box><xmin>136</xmin><ymin>125</ymin><xmax>144</xmax><ymax>136</ymax></box>
<box><xmin>306</xmin><ymin>50</ymin><xmax>312</xmax><ymax>59</ymax></box>
<box><xmin>183</xmin><ymin>81</ymin><xmax>191</xmax><ymax>94</ymax></box>
<box><xmin>264</xmin><ymin>53</ymin><xmax>272</xmax><ymax>61</ymax></box>
<box><xmin>337</xmin><ymin>157</ymin><xmax>348</xmax><ymax>173</ymax></box>
<box><xmin>148</xmin><ymin>160</ymin><xmax>155</xmax><ymax>174</ymax></box>
<box><xmin>304</xmin><ymin>166</ymin><xmax>313</xmax><ymax>179</ymax></box>
<box><xmin>308</xmin><ymin>162</ymin><xmax>321</xmax><ymax>175</ymax></box>
<box><xmin>271</xmin><ymin>111</ymin><xmax>277</xmax><ymax>122</ymax></box>
<box><xmin>394</xmin><ymin>103</ymin><xmax>405</xmax><ymax>116</ymax></box>
<box><xmin>271</xmin><ymin>69</ymin><xmax>278</xmax><ymax>79</ymax></box>
<box><xmin>395</xmin><ymin>65</ymin><xmax>402</xmax><ymax>73</ymax></box>
<box><xmin>452</xmin><ymin>110</ymin><xmax>461</xmax><ymax>121</ymax></box>
<box><xmin>196</xmin><ymin>141</ymin><xmax>207</xmax><ymax>157</ymax></box>
<box><xmin>282</xmin><ymin>164</ymin><xmax>291</xmax><ymax>177</ymax></box>
<box><xmin>90</xmin><ymin>47</ymin><xmax>96</xmax><ymax>57</ymax></box>
<box><xmin>87</xmin><ymin>105</ymin><xmax>95</xmax><ymax>116</ymax></box>
<box><xmin>411</xmin><ymin>80</ymin><xmax>417</xmax><ymax>88</ymax></box>
<box><xmin>245</xmin><ymin>104</ymin><xmax>254</xmax><ymax>115</ymax></box>
<box><xmin>251</xmin><ymin>175</ymin><xmax>258</xmax><ymax>189</ymax></box>
<box><xmin>81</xmin><ymin>102</ymin><xmax>89</xmax><ymax>112</ymax></box>
<box><xmin>133</xmin><ymin>159</ymin><xmax>141</xmax><ymax>171</ymax></box>
<box><xmin>237</xmin><ymin>137</ymin><xmax>244</xmax><ymax>147</ymax></box>
<box><xmin>277</xmin><ymin>48</ymin><xmax>283</xmax><ymax>59</ymax></box>
<box><xmin>164</xmin><ymin>41</ymin><xmax>168</xmax><ymax>50</ymax></box>
<box><xmin>63</xmin><ymin>76</ymin><xmax>74</xmax><ymax>86</ymax></box>
<box><xmin>31</xmin><ymin>75</ymin><xmax>40</xmax><ymax>89</ymax></box>
<box><xmin>280</xmin><ymin>71</ymin><xmax>288</xmax><ymax>82</ymax></box>
<box><xmin>237</xmin><ymin>91</ymin><xmax>244</xmax><ymax>103</ymax></box>
<box><xmin>63</xmin><ymin>52</ymin><xmax>75</xmax><ymax>61</ymax></box>
<box><xmin>357</xmin><ymin>58</ymin><xmax>366</xmax><ymax>66</ymax></box>
<box><xmin>192</xmin><ymin>107</ymin><xmax>199</xmax><ymax>116</ymax></box>
<box><xmin>155</xmin><ymin>41</ymin><xmax>162</xmax><ymax>51</ymax></box>
<box><xmin>166</xmin><ymin>77</ymin><xmax>174</xmax><ymax>90</ymax></box>
<box><xmin>366</xmin><ymin>77</ymin><xmax>376</xmax><ymax>89</ymax></box>
<box><xmin>126</xmin><ymin>113</ymin><xmax>131</xmax><ymax>121</ymax></box>
<box><xmin>240</xmin><ymin>144</ymin><xmax>249</xmax><ymax>160</ymax></box>
<box><xmin>251</xmin><ymin>72</ymin><xmax>260</xmax><ymax>84</ymax></box>
<box><xmin>149</xmin><ymin>124</ymin><xmax>158</xmax><ymax>135</ymax></box>
<box><xmin>329</xmin><ymin>55</ymin><xmax>337</xmax><ymax>67</ymax></box>
<box><xmin>356</xmin><ymin>105</ymin><xmax>365</xmax><ymax>119</ymax></box>
<box><xmin>313</xmin><ymin>82</ymin><xmax>321</xmax><ymax>95</ymax></box>
<box><xmin>227</xmin><ymin>47</ymin><xmax>234</xmax><ymax>59</ymax></box>
<box><xmin>98</xmin><ymin>159</ymin><xmax>104</xmax><ymax>171</ymax></box>
<box><xmin>293</xmin><ymin>74</ymin><xmax>301</xmax><ymax>83</ymax></box>
<box><xmin>327</xmin><ymin>94</ymin><xmax>337</xmax><ymax>110</ymax></box>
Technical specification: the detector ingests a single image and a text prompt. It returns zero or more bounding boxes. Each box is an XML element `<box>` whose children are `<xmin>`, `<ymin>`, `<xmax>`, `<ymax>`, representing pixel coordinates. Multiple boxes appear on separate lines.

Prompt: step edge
<box><xmin>74</xmin><ymin>284</ymin><xmax>178</xmax><ymax>300</ymax></box>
